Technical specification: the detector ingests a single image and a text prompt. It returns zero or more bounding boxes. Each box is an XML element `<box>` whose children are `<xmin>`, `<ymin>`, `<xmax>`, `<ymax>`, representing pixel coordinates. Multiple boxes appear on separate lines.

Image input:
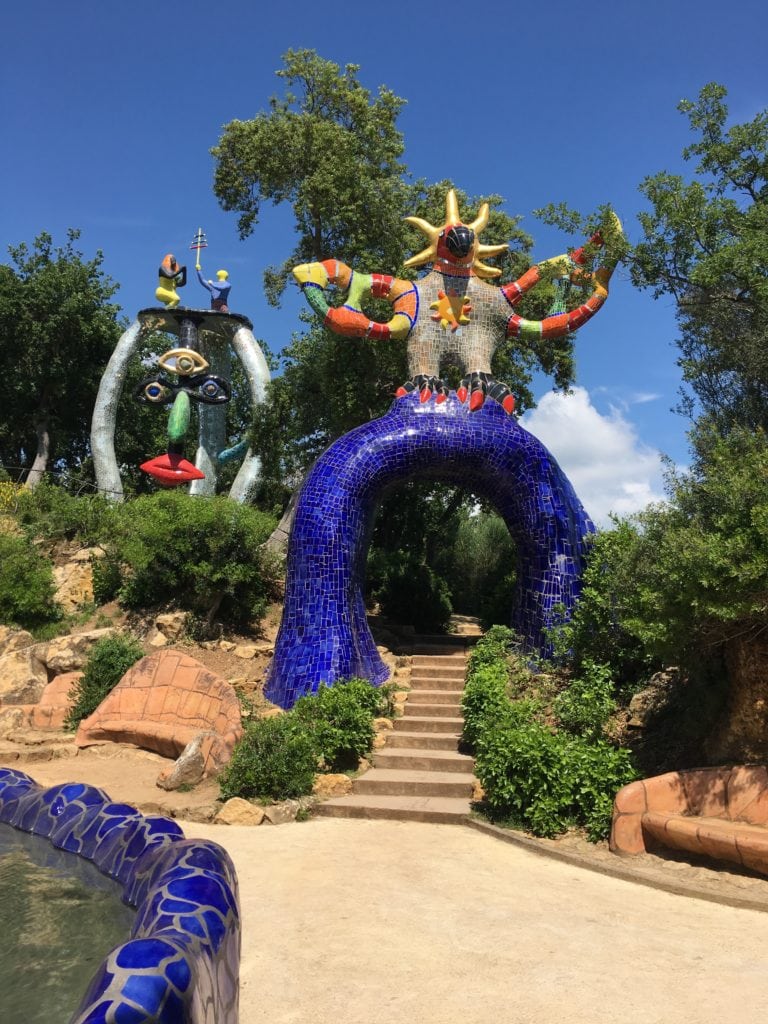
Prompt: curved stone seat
<box><xmin>610</xmin><ymin>765</ymin><xmax>768</xmax><ymax>876</ymax></box>
<box><xmin>265</xmin><ymin>391</ymin><xmax>594</xmax><ymax>708</ymax></box>
<box><xmin>76</xmin><ymin>651</ymin><xmax>242</xmax><ymax>773</ymax></box>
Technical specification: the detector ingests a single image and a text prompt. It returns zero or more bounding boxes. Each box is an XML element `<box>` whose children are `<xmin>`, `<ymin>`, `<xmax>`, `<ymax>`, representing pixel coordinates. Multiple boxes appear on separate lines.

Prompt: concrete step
<box><xmin>408</xmin><ymin>676</ymin><xmax>465</xmax><ymax>692</ymax></box>
<box><xmin>314</xmin><ymin>794</ymin><xmax>470</xmax><ymax>824</ymax></box>
<box><xmin>393</xmin><ymin>716</ymin><xmax>464</xmax><ymax>734</ymax></box>
<box><xmin>411</xmin><ymin>659</ymin><xmax>467</xmax><ymax>674</ymax></box>
<box><xmin>403</xmin><ymin>690</ymin><xmax>462</xmax><ymax>706</ymax></box>
<box><xmin>353</xmin><ymin>768</ymin><xmax>475</xmax><ymax>798</ymax></box>
<box><xmin>373</xmin><ymin>748</ymin><xmax>474</xmax><ymax>773</ymax></box>
<box><xmin>403</xmin><ymin>702</ymin><xmax>463</xmax><ymax>718</ymax></box>
<box><xmin>385</xmin><ymin>731</ymin><xmax>461</xmax><ymax>751</ymax></box>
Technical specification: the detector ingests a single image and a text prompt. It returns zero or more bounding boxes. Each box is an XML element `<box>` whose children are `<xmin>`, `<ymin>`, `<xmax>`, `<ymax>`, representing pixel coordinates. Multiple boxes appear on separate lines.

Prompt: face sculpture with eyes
<box><xmin>135</xmin><ymin>347</ymin><xmax>232</xmax><ymax>485</ymax></box>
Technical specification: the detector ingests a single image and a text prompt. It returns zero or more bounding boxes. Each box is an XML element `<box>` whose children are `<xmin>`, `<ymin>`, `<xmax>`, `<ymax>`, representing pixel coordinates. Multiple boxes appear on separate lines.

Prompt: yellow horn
<box><xmin>468</xmin><ymin>203</ymin><xmax>490</xmax><ymax>234</ymax></box>
<box><xmin>404</xmin><ymin>215</ymin><xmax>440</xmax><ymax>241</ymax></box>
<box><xmin>473</xmin><ymin>260</ymin><xmax>503</xmax><ymax>280</ymax></box>
<box><xmin>403</xmin><ymin>243</ymin><xmax>438</xmax><ymax>269</ymax></box>
<box><xmin>477</xmin><ymin>242</ymin><xmax>509</xmax><ymax>259</ymax></box>
<box><xmin>445</xmin><ymin>189</ymin><xmax>461</xmax><ymax>225</ymax></box>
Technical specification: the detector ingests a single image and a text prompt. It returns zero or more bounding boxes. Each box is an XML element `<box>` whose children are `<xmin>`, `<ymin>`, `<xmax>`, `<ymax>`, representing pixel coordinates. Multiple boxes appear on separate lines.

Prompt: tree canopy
<box><xmin>0</xmin><ymin>230</ymin><xmax>122</xmax><ymax>485</ymax></box>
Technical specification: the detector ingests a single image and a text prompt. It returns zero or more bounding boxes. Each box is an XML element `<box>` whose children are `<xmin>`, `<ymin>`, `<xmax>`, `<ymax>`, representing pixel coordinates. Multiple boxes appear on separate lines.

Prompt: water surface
<box><xmin>0</xmin><ymin>825</ymin><xmax>135</xmax><ymax>1023</ymax></box>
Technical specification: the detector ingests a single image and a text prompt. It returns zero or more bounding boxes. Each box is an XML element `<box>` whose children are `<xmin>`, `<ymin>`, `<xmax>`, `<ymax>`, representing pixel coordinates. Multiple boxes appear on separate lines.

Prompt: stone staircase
<box><xmin>315</xmin><ymin>639</ymin><xmax>475</xmax><ymax>824</ymax></box>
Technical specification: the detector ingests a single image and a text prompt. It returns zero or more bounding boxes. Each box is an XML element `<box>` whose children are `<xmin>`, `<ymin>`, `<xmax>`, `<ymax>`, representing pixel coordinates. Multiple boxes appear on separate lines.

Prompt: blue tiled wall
<box><xmin>266</xmin><ymin>391</ymin><xmax>594</xmax><ymax>707</ymax></box>
<box><xmin>0</xmin><ymin>768</ymin><xmax>239</xmax><ymax>1024</ymax></box>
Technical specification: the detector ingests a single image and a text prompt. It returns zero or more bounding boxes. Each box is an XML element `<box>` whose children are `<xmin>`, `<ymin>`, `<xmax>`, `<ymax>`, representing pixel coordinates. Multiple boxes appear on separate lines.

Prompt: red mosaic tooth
<box><xmin>436</xmin><ymin>392</ymin><xmax>447</xmax><ymax>404</ymax></box>
<box><xmin>395</xmin><ymin>386</ymin><xmax>408</xmax><ymax>397</ymax></box>
<box><xmin>456</xmin><ymin>386</ymin><xmax>468</xmax><ymax>402</ymax></box>
<box><xmin>502</xmin><ymin>394</ymin><xmax>516</xmax><ymax>415</ymax></box>
<box><xmin>140</xmin><ymin>453</ymin><xmax>205</xmax><ymax>485</ymax></box>
<box><xmin>469</xmin><ymin>390</ymin><xmax>485</xmax><ymax>411</ymax></box>
<box><xmin>420</xmin><ymin>388</ymin><xmax>432</xmax><ymax>403</ymax></box>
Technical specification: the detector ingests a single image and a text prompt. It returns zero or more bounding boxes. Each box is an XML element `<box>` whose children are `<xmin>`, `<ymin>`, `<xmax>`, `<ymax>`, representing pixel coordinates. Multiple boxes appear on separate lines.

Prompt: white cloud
<box><xmin>520</xmin><ymin>387</ymin><xmax>666</xmax><ymax>527</ymax></box>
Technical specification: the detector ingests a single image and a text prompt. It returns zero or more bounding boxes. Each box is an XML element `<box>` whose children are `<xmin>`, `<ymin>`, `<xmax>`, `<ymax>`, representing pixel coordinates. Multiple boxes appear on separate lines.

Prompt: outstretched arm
<box><xmin>293</xmin><ymin>259</ymin><xmax>417</xmax><ymax>342</ymax></box>
<box><xmin>502</xmin><ymin>219</ymin><xmax>622</xmax><ymax>341</ymax></box>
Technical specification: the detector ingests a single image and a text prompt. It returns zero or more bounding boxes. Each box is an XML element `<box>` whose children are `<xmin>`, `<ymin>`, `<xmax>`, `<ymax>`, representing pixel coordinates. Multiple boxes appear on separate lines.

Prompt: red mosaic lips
<box><xmin>140</xmin><ymin>453</ymin><xmax>205</xmax><ymax>485</ymax></box>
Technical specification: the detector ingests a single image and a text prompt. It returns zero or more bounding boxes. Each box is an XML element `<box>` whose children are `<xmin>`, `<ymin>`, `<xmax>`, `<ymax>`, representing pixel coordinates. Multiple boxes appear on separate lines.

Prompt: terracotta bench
<box><xmin>610</xmin><ymin>766</ymin><xmax>768</xmax><ymax>877</ymax></box>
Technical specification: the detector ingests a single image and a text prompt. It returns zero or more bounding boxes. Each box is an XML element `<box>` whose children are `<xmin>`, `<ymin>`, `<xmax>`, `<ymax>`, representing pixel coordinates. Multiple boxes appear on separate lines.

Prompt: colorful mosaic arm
<box><xmin>293</xmin><ymin>258</ymin><xmax>418</xmax><ymax>341</ymax></box>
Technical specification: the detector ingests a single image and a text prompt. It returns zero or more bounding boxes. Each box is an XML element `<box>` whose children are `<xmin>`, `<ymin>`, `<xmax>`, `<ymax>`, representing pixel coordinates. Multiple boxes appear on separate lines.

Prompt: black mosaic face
<box><xmin>444</xmin><ymin>224</ymin><xmax>475</xmax><ymax>259</ymax></box>
<box><xmin>134</xmin><ymin>373</ymin><xmax>232</xmax><ymax>405</ymax></box>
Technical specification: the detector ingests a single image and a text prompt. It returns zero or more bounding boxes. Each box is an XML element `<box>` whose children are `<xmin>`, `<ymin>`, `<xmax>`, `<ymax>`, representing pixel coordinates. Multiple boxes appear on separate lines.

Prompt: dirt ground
<box><xmin>181</xmin><ymin>816</ymin><xmax>768</xmax><ymax>1024</ymax></box>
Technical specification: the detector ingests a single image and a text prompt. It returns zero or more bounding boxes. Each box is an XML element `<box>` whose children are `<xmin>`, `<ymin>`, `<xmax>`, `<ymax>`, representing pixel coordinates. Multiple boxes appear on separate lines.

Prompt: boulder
<box><xmin>42</xmin><ymin>627</ymin><xmax>115</xmax><ymax>674</ymax></box>
<box><xmin>0</xmin><ymin>647</ymin><xmax>49</xmax><ymax>705</ymax></box>
<box><xmin>312</xmin><ymin>773</ymin><xmax>353</xmax><ymax>798</ymax></box>
<box><xmin>214</xmin><ymin>797</ymin><xmax>265</xmax><ymax>826</ymax></box>
<box><xmin>155</xmin><ymin>612</ymin><xmax>187</xmax><ymax>641</ymax></box>
<box><xmin>52</xmin><ymin>558</ymin><xmax>95</xmax><ymax>613</ymax></box>
<box><xmin>0</xmin><ymin>705</ymin><xmax>33</xmax><ymax>735</ymax></box>
<box><xmin>147</xmin><ymin>629</ymin><xmax>169</xmax><ymax>648</ymax></box>
<box><xmin>628</xmin><ymin>668</ymin><xmax>682</xmax><ymax>728</ymax></box>
<box><xmin>263</xmin><ymin>799</ymin><xmax>300</xmax><ymax>825</ymax></box>
<box><xmin>156</xmin><ymin>731</ymin><xmax>209</xmax><ymax>791</ymax></box>
<box><xmin>233</xmin><ymin>645</ymin><xmax>257</xmax><ymax>660</ymax></box>
<box><xmin>0</xmin><ymin>627</ymin><xmax>34</xmax><ymax>657</ymax></box>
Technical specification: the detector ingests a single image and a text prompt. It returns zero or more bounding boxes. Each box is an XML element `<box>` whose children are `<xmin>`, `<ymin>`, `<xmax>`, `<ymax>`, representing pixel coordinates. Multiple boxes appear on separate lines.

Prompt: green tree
<box><xmin>0</xmin><ymin>230</ymin><xmax>122</xmax><ymax>485</ymax></box>
<box><xmin>632</xmin><ymin>84</ymin><xmax>768</xmax><ymax>431</ymax></box>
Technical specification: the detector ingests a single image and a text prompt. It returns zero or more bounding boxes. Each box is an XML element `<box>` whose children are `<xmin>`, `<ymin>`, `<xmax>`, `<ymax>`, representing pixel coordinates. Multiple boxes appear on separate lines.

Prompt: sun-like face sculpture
<box><xmin>403</xmin><ymin>189</ymin><xmax>509</xmax><ymax>279</ymax></box>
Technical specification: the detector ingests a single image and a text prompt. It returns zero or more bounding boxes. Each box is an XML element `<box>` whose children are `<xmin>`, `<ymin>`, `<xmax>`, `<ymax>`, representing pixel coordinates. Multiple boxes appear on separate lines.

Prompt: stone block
<box><xmin>0</xmin><ymin>647</ymin><xmax>49</xmax><ymax>705</ymax></box>
<box><xmin>214</xmin><ymin>797</ymin><xmax>266</xmax><ymax>826</ymax></box>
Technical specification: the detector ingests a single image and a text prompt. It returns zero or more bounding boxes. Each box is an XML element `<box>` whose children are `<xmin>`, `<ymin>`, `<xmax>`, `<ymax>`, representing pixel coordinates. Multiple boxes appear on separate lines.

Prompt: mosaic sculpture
<box><xmin>293</xmin><ymin>190</ymin><xmax>620</xmax><ymax>412</ymax></box>
<box><xmin>266</xmin><ymin>190</ymin><xmax>621</xmax><ymax>707</ymax></box>
<box><xmin>91</xmin><ymin>232</ymin><xmax>270</xmax><ymax>501</ymax></box>
<box><xmin>0</xmin><ymin>768</ymin><xmax>240</xmax><ymax>1024</ymax></box>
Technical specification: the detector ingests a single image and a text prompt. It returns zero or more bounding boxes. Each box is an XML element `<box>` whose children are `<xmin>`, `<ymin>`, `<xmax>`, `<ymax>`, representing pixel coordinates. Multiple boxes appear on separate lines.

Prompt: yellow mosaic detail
<box><xmin>430</xmin><ymin>289</ymin><xmax>472</xmax><ymax>332</ymax></box>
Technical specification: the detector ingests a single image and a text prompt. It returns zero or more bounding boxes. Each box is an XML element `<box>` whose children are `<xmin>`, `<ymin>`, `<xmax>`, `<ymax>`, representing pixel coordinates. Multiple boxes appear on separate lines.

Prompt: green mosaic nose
<box><xmin>167</xmin><ymin>389</ymin><xmax>191</xmax><ymax>444</ymax></box>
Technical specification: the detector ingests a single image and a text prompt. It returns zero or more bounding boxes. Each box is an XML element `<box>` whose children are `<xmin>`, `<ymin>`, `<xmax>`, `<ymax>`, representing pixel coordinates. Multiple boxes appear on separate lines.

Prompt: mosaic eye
<box><xmin>157</xmin><ymin>348</ymin><xmax>210</xmax><ymax>376</ymax></box>
<box><xmin>188</xmin><ymin>374</ymin><xmax>231</xmax><ymax>404</ymax></box>
<box><xmin>143</xmin><ymin>381</ymin><xmax>170</xmax><ymax>403</ymax></box>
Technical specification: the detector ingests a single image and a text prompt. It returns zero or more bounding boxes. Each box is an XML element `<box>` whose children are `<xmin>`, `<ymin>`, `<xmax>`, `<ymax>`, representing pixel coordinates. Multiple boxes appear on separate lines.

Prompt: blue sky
<box><xmin>2</xmin><ymin>1</ymin><xmax>766</xmax><ymax>522</ymax></box>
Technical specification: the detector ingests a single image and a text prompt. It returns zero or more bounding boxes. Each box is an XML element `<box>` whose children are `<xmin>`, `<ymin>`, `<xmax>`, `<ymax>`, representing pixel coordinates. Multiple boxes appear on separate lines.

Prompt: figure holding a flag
<box><xmin>191</xmin><ymin>227</ymin><xmax>232</xmax><ymax>312</ymax></box>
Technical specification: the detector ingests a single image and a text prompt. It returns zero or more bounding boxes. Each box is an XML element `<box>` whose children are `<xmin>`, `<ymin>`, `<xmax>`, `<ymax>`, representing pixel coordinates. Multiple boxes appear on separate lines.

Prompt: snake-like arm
<box><xmin>501</xmin><ymin>223</ymin><xmax>621</xmax><ymax>341</ymax></box>
<box><xmin>293</xmin><ymin>259</ymin><xmax>418</xmax><ymax>341</ymax></box>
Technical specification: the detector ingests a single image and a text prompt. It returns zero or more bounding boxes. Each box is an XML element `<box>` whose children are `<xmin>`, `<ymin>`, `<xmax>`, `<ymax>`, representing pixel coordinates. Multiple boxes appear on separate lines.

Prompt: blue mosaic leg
<box><xmin>265</xmin><ymin>392</ymin><xmax>594</xmax><ymax>707</ymax></box>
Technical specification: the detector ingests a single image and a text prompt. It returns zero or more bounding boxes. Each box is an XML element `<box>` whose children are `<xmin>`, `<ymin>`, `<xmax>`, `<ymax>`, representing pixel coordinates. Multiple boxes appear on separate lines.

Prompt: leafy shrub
<box><xmin>0</xmin><ymin>481</ymin><xmax>21</xmax><ymax>514</ymax></box>
<box><xmin>65</xmin><ymin>632</ymin><xmax>144</xmax><ymax>729</ymax></box>
<box><xmin>0</xmin><ymin>533</ymin><xmax>61</xmax><ymax>628</ymax></box>
<box><xmin>294</xmin><ymin>679</ymin><xmax>378</xmax><ymax>770</ymax></box>
<box><xmin>461</xmin><ymin>663</ymin><xmax>510</xmax><ymax>749</ymax></box>
<box><xmin>475</xmin><ymin>721</ymin><xmax>636</xmax><ymax>840</ymax></box>
<box><xmin>553</xmin><ymin>660</ymin><xmax>617</xmax><ymax>741</ymax></box>
<box><xmin>220</xmin><ymin>715</ymin><xmax>318</xmax><ymax>801</ymax></box>
<box><xmin>467</xmin><ymin>625</ymin><xmax>518</xmax><ymax>672</ymax></box>
<box><xmin>14</xmin><ymin>482</ymin><xmax>114</xmax><ymax>545</ymax></box>
<box><xmin>376</xmin><ymin>556</ymin><xmax>452</xmax><ymax>634</ymax></box>
<box><xmin>101</xmin><ymin>491</ymin><xmax>278</xmax><ymax>627</ymax></box>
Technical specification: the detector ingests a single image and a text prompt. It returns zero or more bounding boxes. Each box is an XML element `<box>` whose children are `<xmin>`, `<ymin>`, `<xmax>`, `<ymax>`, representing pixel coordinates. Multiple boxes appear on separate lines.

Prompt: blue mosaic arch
<box><xmin>265</xmin><ymin>391</ymin><xmax>595</xmax><ymax>708</ymax></box>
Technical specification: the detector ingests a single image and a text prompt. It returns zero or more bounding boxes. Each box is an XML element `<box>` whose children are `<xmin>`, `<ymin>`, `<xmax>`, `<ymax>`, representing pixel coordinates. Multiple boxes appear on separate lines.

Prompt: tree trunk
<box><xmin>26</xmin><ymin>412</ymin><xmax>52</xmax><ymax>489</ymax></box>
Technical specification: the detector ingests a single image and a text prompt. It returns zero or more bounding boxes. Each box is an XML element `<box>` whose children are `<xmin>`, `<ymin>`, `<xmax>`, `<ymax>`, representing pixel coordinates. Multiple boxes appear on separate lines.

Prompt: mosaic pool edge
<box><xmin>0</xmin><ymin>768</ymin><xmax>239</xmax><ymax>1024</ymax></box>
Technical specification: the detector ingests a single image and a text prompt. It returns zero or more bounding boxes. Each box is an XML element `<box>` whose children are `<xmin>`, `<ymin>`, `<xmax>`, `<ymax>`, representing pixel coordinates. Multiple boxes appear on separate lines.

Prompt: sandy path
<box><xmin>181</xmin><ymin>817</ymin><xmax>768</xmax><ymax>1024</ymax></box>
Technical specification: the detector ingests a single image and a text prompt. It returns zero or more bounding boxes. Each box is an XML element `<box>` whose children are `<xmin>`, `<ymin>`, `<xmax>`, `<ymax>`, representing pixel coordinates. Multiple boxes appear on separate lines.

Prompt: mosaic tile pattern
<box><xmin>0</xmin><ymin>768</ymin><xmax>239</xmax><ymax>1024</ymax></box>
<box><xmin>265</xmin><ymin>390</ymin><xmax>594</xmax><ymax>708</ymax></box>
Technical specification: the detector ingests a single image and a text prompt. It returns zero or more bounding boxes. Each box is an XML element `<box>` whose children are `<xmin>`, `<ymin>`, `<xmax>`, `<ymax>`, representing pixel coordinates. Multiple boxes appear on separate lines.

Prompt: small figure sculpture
<box><xmin>294</xmin><ymin>189</ymin><xmax>622</xmax><ymax>414</ymax></box>
<box><xmin>196</xmin><ymin>266</ymin><xmax>232</xmax><ymax>312</ymax></box>
<box><xmin>155</xmin><ymin>254</ymin><xmax>187</xmax><ymax>309</ymax></box>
